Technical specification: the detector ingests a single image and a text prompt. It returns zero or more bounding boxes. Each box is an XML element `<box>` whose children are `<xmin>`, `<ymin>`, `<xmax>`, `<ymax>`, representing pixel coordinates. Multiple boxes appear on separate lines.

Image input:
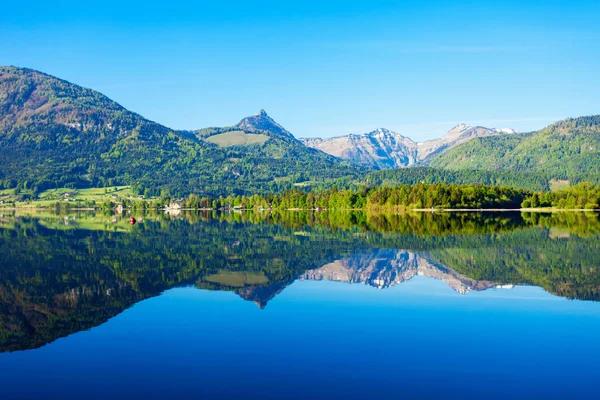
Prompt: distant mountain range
<box><xmin>301</xmin><ymin>124</ymin><xmax>517</xmax><ymax>169</ymax></box>
<box><xmin>0</xmin><ymin>65</ymin><xmax>599</xmax><ymax>195</ymax></box>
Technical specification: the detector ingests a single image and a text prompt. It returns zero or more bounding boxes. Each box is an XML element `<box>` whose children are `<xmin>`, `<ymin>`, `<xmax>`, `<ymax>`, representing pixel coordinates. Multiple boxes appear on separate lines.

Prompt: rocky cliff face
<box><xmin>301</xmin><ymin>128</ymin><xmax>418</xmax><ymax>169</ymax></box>
<box><xmin>301</xmin><ymin>124</ymin><xmax>516</xmax><ymax>169</ymax></box>
<box><xmin>299</xmin><ymin>249</ymin><xmax>497</xmax><ymax>294</ymax></box>
<box><xmin>236</xmin><ymin>109</ymin><xmax>297</xmax><ymax>140</ymax></box>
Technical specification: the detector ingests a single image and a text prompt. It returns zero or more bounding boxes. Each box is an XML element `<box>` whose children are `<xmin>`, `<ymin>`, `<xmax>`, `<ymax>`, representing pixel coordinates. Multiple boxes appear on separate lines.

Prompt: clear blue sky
<box><xmin>1</xmin><ymin>0</ymin><xmax>599</xmax><ymax>140</ymax></box>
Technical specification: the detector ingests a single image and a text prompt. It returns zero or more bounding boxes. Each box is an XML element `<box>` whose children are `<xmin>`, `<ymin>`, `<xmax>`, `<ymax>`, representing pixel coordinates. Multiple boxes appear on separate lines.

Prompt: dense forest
<box><xmin>364</xmin><ymin>167</ymin><xmax>552</xmax><ymax>191</ymax></box>
<box><xmin>237</xmin><ymin>184</ymin><xmax>529</xmax><ymax>210</ymax></box>
<box><xmin>520</xmin><ymin>182</ymin><xmax>600</xmax><ymax>209</ymax></box>
<box><xmin>173</xmin><ymin>182</ymin><xmax>599</xmax><ymax>210</ymax></box>
<box><xmin>29</xmin><ymin>182</ymin><xmax>595</xmax><ymax>211</ymax></box>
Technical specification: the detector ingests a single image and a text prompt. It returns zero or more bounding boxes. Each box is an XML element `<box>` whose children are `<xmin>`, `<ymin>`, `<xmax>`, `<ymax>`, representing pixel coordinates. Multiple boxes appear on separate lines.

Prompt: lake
<box><xmin>1</xmin><ymin>210</ymin><xmax>600</xmax><ymax>399</ymax></box>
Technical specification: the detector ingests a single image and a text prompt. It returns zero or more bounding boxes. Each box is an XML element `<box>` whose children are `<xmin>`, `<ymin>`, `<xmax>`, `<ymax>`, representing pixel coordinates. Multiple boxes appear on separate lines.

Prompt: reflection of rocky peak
<box><xmin>234</xmin><ymin>281</ymin><xmax>293</xmax><ymax>309</ymax></box>
<box><xmin>300</xmin><ymin>249</ymin><xmax>419</xmax><ymax>289</ymax></box>
<box><xmin>416</xmin><ymin>261</ymin><xmax>496</xmax><ymax>294</ymax></box>
<box><xmin>299</xmin><ymin>249</ymin><xmax>496</xmax><ymax>294</ymax></box>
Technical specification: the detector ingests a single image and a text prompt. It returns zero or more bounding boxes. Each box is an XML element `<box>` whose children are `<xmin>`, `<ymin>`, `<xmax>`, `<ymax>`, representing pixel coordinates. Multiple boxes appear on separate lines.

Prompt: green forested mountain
<box><xmin>0</xmin><ymin>66</ymin><xmax>359</xmax><ymax>196</ymax></box>
<box><xmin>429</xmin><ymin>116</ymin><xmax>600</xmax><ymax>183</ymax></box>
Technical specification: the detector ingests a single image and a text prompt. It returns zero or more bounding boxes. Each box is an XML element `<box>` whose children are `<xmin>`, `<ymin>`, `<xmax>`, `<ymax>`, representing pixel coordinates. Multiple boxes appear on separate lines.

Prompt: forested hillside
<box><xmin>0</xmin><ymin>67</ymin><xmax>359</xmax><ymax>197</ymax></box>
<box><xmin>364</xmin><ymin>167</ymin><xmax>552</xmax><ymax>191</ymax></box>
<box><xmin>430</xmin><ymin>116</ymin><xmax>600</xmax><ymax>183</ymax></box>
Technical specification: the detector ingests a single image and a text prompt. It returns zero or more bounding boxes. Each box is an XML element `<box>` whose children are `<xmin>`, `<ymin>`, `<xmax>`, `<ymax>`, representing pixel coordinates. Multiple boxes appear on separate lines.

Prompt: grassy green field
<box><xmin>550</xmin><ymin>179</ymin><xmax>570</xmax><ymax>191</ymax></box>
<box><xmin>206</xmin><ymin>130</ymin><xmax>270</xmax><ymax>147</ymax></box>
<box><xmin>1</xmin><ymin>188</ymin><xmax>33</xmax><ymax>205</ymax></box>
<box><xmin>203</xmin><ymin>270</ymin><xmax>270</xmax><ymax>287</ymax></box>
<box><xmin>0</xmin><ymin>186</ymin><xmax>150</xmax><ymax>208</ymax></box>
<box><xmin>38</xmin><ymin>186</ymin><xmax>134</xmax><ymax>201</ymax></box>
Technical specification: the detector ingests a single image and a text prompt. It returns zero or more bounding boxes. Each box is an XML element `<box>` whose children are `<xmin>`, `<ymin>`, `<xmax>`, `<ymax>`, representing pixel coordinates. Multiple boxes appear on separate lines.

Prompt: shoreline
<box><xmin>412</xmin><ymin>208</ymin><xmax>600</xmax><ymax>212</ymax></box>
<box><xmin>0</xmin><ymin>207</ymin><xmax>97</xmax><ymax>211</ymax></box>
<box><xmin>1</xmin><ymin>206</ymin><xmax>598</xmax><ymax>213</ymax></box>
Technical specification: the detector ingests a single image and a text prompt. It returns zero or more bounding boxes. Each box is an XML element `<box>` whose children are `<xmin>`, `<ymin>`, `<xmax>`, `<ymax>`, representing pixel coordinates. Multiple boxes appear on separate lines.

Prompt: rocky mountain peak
<box><xmin>373</xmin><ymin>127</ymin><xmax>390</xmax><ymax>135</ymax></box>
<box><xmin>417</xmin><ymin>124</ymin><xmax>517</xmax><ymax>162</ymax></box>
<box><xmin>302</xmin><ymin>122</ymin><xmax>516</xmax><ymax>169</ymax></box>
<box><xmin>369</xmin><ymin>127</ymin><xmax>406</xmax><ymax>139</ymax></box>
<box><xmin>236</xmin><ymin>109</ymin><xmax>295</xmax><ymax>139</ymax></box>
<box><xmin>301</xmin><ymin>127</ymin><xmax>418</xmax><ymax>169</ymax></box>
<box><xmin>446</xmin><ymin>123</ymin><xmax>473</xmax><ymax>137</ymax></box>
<box><xmin>445</xmin><ymin>123</ymin><xmax>517</xmax><ymax>139</ymax></box>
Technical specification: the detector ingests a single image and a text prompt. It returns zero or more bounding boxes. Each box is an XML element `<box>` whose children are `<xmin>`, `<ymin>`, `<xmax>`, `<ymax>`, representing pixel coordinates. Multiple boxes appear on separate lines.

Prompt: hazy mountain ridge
<box><xmin>302</xmin><ymin>124</ymin><xmax>517</xmax><ymax>169</ymax></box>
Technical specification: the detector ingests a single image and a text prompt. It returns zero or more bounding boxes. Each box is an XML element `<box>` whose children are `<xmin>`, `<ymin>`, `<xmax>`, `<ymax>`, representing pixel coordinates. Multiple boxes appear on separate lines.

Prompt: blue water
<box><xmin>2</xmin><ymin>277</ymin><xmax>600</xmax><ymax>399</ymax></box>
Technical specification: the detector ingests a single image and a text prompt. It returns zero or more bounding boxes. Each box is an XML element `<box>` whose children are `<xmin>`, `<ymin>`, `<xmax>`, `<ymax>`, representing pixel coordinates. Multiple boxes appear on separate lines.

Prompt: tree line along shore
<box><xmin>2</xmin><ymin>182</ymin><xmax>599</xmax><ymax>212</ymax></box>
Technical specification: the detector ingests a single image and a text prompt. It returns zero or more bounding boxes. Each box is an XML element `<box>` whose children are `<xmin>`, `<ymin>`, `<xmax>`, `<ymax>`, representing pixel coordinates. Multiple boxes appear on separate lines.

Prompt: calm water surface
<box><xmin>1</xmin><ymin>211</ymin><xmax>600</xmax><ymax>399</ymax></box>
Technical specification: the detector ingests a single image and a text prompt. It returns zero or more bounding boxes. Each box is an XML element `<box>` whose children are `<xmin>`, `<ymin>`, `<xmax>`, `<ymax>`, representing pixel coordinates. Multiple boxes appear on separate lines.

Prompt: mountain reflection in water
<box><xmin>1</xmin><ymin>210</ymin><xmax>600</xmax><ymax>352</ymax></box>
<box><xmin>299</xmin><ymin>249</ymin><xmax>498</xmax><ymax>293</ymax></box>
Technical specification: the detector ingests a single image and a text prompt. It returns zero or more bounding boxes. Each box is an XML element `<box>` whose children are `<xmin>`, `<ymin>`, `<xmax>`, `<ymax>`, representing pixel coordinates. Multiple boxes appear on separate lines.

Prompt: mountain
<box><xmin>417</xmin><ymin>124</ymin><xmax>517</xmax><ymax>163</ymax></box>
<box><xmin>236</xmin><ymin>109</ymin><xmax>296</xmax><ymax>139</ymax></box>
<box><xmin>430</xmin><ymin>116</ymin><xmax>600</xmax><ymax>182</ymax></box>
<box><xmin>301</xmin><ymin>128</ymin><xmax>418</xmax><ymax>169</ymax></box>
<box><xmin>302</xmin><ymin>124</ymin><xmax>516</xmax><ymax>169</ymax></box>
<box><xmin>195</xmin><ymin>109</ymin><xmax>298</xmax><ymax>143</ymax></box>
<box><xmin>0</xmin><ymin>66</ymin><xmax>359</xmax><ymax>196</ymax></box>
